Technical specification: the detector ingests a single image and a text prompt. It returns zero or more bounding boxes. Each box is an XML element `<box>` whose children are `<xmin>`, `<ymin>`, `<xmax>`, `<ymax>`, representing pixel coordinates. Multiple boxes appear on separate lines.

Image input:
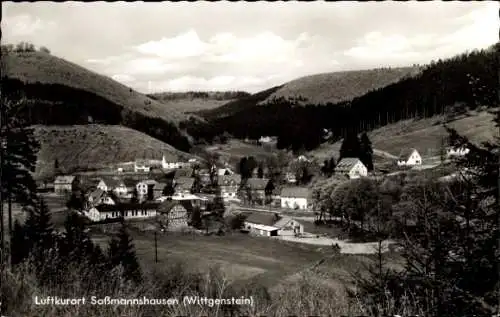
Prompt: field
<box><xmin>310</xmin><ymin>109</ymin><xmax>498</xmax><ymax>161</ymax></box>
<box><xmin>205</xmin><ymin>139</ymin><xmax>276</xmax><ymax>165</ymax></box>
<box><xmin>260</xmin><ymin>67</ymin><xmax>421</xmax><ymax>106</ymax></box>
<box><xmin>149</xmin><ymin>98</ymin><xmax>232</xmax><ymax>113</ymax></box>
<box><xmin>92</xmin><ymin>230</ymin><xmax>392</xmax><ymax>291</ymax></box>
<box><xmin>3</xmin><ymin>52</ymin><xmax>190</xmax><ymax>123</ymax></box>
<box><xmin>33</xmin><ymin>124</ymin><xmax>194</xmax><ymax>178</ymax></box>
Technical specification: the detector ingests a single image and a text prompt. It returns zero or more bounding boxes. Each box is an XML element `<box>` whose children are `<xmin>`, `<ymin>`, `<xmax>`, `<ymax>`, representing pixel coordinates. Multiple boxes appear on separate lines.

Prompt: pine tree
<box><xmin>257</xmin><ymin>163</ymin><xmax>264</xmax><ymax>178</ymax></box>
<box><xmin>108</xmin><ymin>224</ymin><xmax>142</xmax><ymax>284</ymax></box>
<box><xmin>1</xmin><ymin>95</ymin><xmax>40</xmax><ymax>264</ymax></box>
<box><xmin>61</xmin><ymin>212</ymin><xmax>93</xmax><ymax>262</ymax></box>
<box><xmin>359</xmin><ymin>132</ymin><xmax>374</xmax><ymax>172</ymax></box>
<box><xmin>339</xmin><ymin>132</ymin><xmax>361</xmax><ymax>160</ymax></box>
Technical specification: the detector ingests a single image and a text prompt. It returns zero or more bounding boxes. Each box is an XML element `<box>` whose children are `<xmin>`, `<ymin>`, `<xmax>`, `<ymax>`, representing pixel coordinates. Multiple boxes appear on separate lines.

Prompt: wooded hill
<box><xmin>201</xmin><ymin>45</ymin><xmax>498</xmax><ymax>152</ymax></box>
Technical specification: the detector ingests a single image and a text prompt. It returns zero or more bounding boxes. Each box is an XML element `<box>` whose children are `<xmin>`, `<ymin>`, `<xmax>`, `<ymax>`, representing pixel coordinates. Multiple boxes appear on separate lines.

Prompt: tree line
<box><xmin>198</xmin><ymin>46</ymin><xmax>497</xmax><ymax>153</ymax></box>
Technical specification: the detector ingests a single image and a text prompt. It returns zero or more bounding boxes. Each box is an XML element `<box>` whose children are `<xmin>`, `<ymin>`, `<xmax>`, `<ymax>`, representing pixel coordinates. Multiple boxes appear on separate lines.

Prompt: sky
<box><xmin>3</xmin><ymin>1</ymin><xmax>498</xmax><ymax>93</ymax></box>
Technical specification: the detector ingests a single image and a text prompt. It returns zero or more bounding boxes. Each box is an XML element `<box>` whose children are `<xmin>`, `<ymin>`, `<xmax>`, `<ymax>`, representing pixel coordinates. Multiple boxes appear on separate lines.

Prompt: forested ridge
<box><xmin>200</xmin><ymin>45</ymin><xmax>498</xmax><ymax>152</ymax></box>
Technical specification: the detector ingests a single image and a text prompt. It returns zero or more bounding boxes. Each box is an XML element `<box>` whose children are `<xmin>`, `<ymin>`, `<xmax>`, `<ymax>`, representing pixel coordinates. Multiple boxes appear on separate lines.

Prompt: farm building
<box><xmin>239</xmin><ymin>178</ymin><xmax>274</xmax><ymax>205</ymax></box>
<box><xmin>54</xmin><ymin>175</ymin><xmax>80</xmax><ymax>194</ymax></box>
<box><xmin>446</xmin><ymin>146</ymin><xmax>470</xmax><ymax>158</ymax></box>
<box><xmin>334</xmin><ymin>158</ymin><xmax>368</xmax><ymax>179</ymax></box>
<box><xmin>86</xmin><ymin>188</ymin><xmax>116</xmax><ymax>208</ymax></box>
<box><xmin>396</xmin><ymin>148</ymin><xmax>422</xmax><ymax>166</ymax></box>
<box><xmin>134</xmin><ymin>159</ymin><xmax>151</xmax><ymax>173</ymax></box>
<box><xmin>84</xmin><ymin>202</ymin><xmax>160</xmax><ymax>222</ymax></box>
<box><xmin>161</xmin><ymin>156</ymin><xmax>192</xmax><ymax>169</ymax></box>
<box><xmin>173</xmin><ymin>177</ymin><xmax>195</xmax><ymax>195</ymax></box>
<box><xmin>158</xmin><ymin>200</ymin><xmax>192</xmax><ymax>229</ymax></box>
<box><xmin>136</xmin><ymin>179</ymin><xmax>159</xmax><ymax>199</ymax></box>
<box><xmin>96</xmin><ymin>177</ymin><xmax>122</xmax><ymax>192</ymax></box>
<box><xmin>280</xmin><ymin>187</ymin><xmax>311</xmax><ymax>210</ymax></box>
<box><xmin>219</xmin><ymin>174</ymin><xmax>241</xmax><ymax>199</ymax></box>
<box><xmin>243</xmin><ymin>213</ymin><xmax>280</xmax><ymax>237</ymax></box>
<box><xmin>274</xmin><ymin>216</ymin><xmax>305</xmax><ymax>236</ymax></box>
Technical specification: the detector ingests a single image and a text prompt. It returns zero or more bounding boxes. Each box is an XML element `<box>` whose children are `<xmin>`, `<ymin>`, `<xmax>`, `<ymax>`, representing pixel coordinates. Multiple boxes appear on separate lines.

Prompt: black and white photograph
<box><xmin>1</xmin><ymin>1</ymin><xmax>499</xmax><ymax>316</ymax></box>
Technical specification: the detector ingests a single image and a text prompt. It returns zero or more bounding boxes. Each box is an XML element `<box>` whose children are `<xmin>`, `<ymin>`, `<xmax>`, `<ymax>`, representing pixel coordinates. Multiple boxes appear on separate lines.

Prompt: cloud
<box><xmin>135</xmin><ymin>29</ymin><xmax>208</xmax><ymax>59</ymax></box>
<box><xmin>3</xmin><ymin>14</ymin><xmax>56</xmax><ymax>38</ymax></box>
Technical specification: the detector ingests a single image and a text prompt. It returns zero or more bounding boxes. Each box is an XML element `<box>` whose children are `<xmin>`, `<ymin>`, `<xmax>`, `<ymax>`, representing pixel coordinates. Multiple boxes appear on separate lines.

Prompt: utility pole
<box><xmin>0</xmin><ymin>89</ymin><xmax>4</xmax><ymax>269</ymax></box>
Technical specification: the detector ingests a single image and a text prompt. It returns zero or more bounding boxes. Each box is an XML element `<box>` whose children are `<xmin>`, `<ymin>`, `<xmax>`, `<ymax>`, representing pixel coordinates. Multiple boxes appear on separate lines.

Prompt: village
<box><xmin>37</xmin><ymin>136</ymin><xmax>471</xmax><ymax>249</ymax></box>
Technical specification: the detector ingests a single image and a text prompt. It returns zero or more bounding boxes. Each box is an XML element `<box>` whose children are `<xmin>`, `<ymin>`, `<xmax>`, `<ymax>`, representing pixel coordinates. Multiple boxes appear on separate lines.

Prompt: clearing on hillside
<box><xmin>33</xmin><ymin>125</ymin><xmax>194</xmax><ymax>178</ymax></box>
<box><xmin>310</xmin><ymin>110</ymin><xmax>498</xmax><ymax>161</ymax></box>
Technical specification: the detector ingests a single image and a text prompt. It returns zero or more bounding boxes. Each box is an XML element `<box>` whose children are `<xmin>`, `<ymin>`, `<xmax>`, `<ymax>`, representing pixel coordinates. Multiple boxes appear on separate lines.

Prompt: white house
<box><xmin>219</xmin><ymin>174</ymin><xmax>241</xmax><ymax>199</ymax></box>
<box><xmin>84</xmin><ymin>202</ymin><xmax>159</xmax><ymax>222</ymax></box>
<box><xmin>273</xmin><ymin>216</ymin><xmax>305</xmax><ymax>236</ymax></box>
<box><xmin>218</xmin><ymin>167</ymin><xmax>235</xmax><ymax>176</ymax></box>
<box><xmin>243</xmin><ymin>213</ymin><xmax>280</xmax><ymax>237</ymax></box>
<box><xmin>161</xmin><ymin>156</ymin><xmax>186</xmax><ymax>169</ymax></box>
<box><xmin>280</xmin><ymin>187</ymin><xmax>311</xmax><ymax>210</ymax></box>
<box><xmin>113</xmin><ymin>178</ymin><xmax>136</xmax><ymax>198</ymax></box>
<box><xmin>54</xmin><ymin>175</ymin><xmax>79</xmax><ymax>194</ymax></box>
<box><xmin>397</xmin><ymin>148</ymin><xmax>422</xmax><ymax>166</ymax></box>
<box><xmin>446</xmin><ymin>146</ymin><xmax>470</xmax><ymax>158</ymax></box>
<box><xmin>334</xmin><ymin>158</ymin><xmax>368</xmax><ymax>179</ymax></box>
<box><xmin>134</xmin><ymin>159</ymin><xmax>151</xmax><ymax>173</ymax></box>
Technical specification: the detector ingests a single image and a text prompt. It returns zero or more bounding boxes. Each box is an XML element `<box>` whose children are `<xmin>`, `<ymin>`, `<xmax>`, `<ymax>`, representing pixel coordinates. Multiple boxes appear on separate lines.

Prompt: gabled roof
<box><xmin>88</xmin><ymin>188</ymin><xmax>105</xmax><ymax>201</ymax></box>
<box><xmin>135</xmin><ymin>159</ymin><xmax>151</xmax><ymax>166</ymax></box>
<box><xmin>159</xmin><ymin>199</ymin><xmax>194</xmax><ymax>214</ymax></box>
<box><xmin>273</xmin><ymin>216</ymin><xmax>299</xmax><ymax>229</ymax></box>
<box><xmin>174</xmin><ymin>177</ymin><xmax>195</xmax><ymax>190</ymax></box>
<box><xmin>245</xmin><ymin>212</ymin><xmax>281</xmax><ymax>226</ymax></box>
<box><xmin>398</xmin><ymin>148</ymin><xmax>418</xmax><ymax>161</ymax></box>
<box><xmin>335</xmin><ymin>158</ymin><xmax>362</xmax><ymax>172</ymax></box>
<box><xmin>122</xmin><ymin>178</ymin><xmax>137</xmax><ymax>188</ymax></box>
<box><xmin>54</xmin><ymin>175</ymin><xmax>76</xmax><ymax>184</ymax></box>
<box><xmin>154</xmin><ymin>182</ymin><xmax>167</xmax><ymax>191</ymax></box>
<box><xmin>94</xmin><ymin>202</ymin><xmax>160</xmax><ymax>212</ymax></box>
<box><xmin>245</xmin><ymin>178</ymin><xmax>270</xmax><ymax>190</ymax></box>
<box><xmin>219</xmin><ymin>174</ymin><xmax>241</xmax><ymax>186</ymax></box>
<box><xmin>138</xmin><ymin>179</ymin><xmax>158</xmax><ymax>186</ymax></box>
<box><xmin>99</xmin><ymin>177</ymin><xmax>122</xmax><ymax>189</ymax></box>
<box><xmin>280</xmin><ymin>187</ymin><xmax>310</xmax><ymax>199</ymax></box>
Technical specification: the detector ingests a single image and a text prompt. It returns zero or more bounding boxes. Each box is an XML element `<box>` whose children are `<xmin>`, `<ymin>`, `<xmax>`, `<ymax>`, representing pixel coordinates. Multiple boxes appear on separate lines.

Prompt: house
<box><xmin>36</xmin><ymin>179</ymin><xmax>54</xmax><ymax>193</ymax></box>
<box><xmin>218</xmin><ymin>167</ymin><xmax>235</xmax><ymax>176</ymax></box>
<box><xmin>446</xmin><ymin>146</ymin><xmax>470</xmax><ymax>158</ymax></box>
<box><xmin>173</xmin><ymin>177</ymin><xmax>195</xmax><ymax>195</ymax></box>
<box><xmin>54</xmin><ymin>175</ymin><xmax>79</xmax><ymax>194</ymax></box>
<box><xmin>285</xmin><ymin>172</ymin><xmax>297</xmax><ymax>183</ymax></box>
<box><xmin>243</xmin><ymin>213</ymin><xmax>280</xmax><ymax>237</ymax></box>
<box><xmin>396</xmin><ymin>148</ymin><xmax>422</xmax><ymax>166</ymax></box>
<box><xmin>161</xmin><ymin>156</ymin><xmax>186</xmax><ymax>169</ymax></box>
<box><xmin>96</xmin><ymin>177</ymin><xmax>122</xmax><ymax>192</ymax></box>
<box><xmin>273</xmin><ymin>216</ymin><xmax>305</xmax><ymax>236</ymax></box>
<box><xmin>297</xmin><ymin>155</ymin><xmax>311</xmax><ymax>162</ymax></box>
<box><xmin>114</xmin><ymin>178</ymin><xmax>137</xmax><ymax>198</ymax></box>
<box><xmin>334</xmin><ymin>158</ymin><xmax>368</xmax><ymax>179</ymax></box>
<box><xmin>86</xmin><ymin>188</ymin><xmax>116</xmax><ymax>207</ymax></box>
<box><xmin>134</xmin><ymin>159</ymin><xmax>151</xmax><ymax>173</ymax></box>
<box><xmin>136</xmin><ymin>180</ymin><xmax>158</xmax><ymax>199</ymax></box>
<box><xmin>153</xmin><ymin>182</ymin><xmax>167</xmax><ymax>199</ymax></box>
<box><xmin>158</xmin><ymin>200</ymin><xmax>192</xmax><ymax>229</ymax></box>
<box><xmin>240</xmin><ymin>178</ymin><xmax>274</xmax><ymax>205</ymax></box>
<box><xmin>280</xmin><ymin>187</ymin><xmax>311</xmax><ymax>210</ymax></box>
<box><xmin>84</xmin><ymin>202</ymin><xmax>160</xmax><ymax>222</ymax></box>
<box><xmin>218</xmin><ymin>174</ymin><xmax>241</xmax><ymax>199</ymax></box>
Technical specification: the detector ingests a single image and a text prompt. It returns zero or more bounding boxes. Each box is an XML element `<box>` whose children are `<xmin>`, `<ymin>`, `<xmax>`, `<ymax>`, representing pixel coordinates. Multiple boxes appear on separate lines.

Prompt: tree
<box><xmin>359</xmin><ymin>132</ymin><xmax>374</xmax><ymax>172</ymax></box>
<box><xmin>10</xmin><ymin>219</ymin><xmax>28</xmax><ymax>266</ymax></box>
<box><xmin>60</xmin><ymin>212</ymin><xmax>94</xmax><ymax>262</ymax></box>
<box><xmin>162</xmin><ymin>182</ymin><xmax>175</xmax><ymax>196</ymax></box>
<box><xmin>229</xmin><ymin>213</ymin><xmax>247</xmax><ymax>230</ymax></box>
<box><xmin>39</xmin><ymin>46</ymin><xmax>51</xmax><ymax>54</ymax></box>
<box><xmin>130</xmin><ymin>188</ymin><xmax>139</xmax><ymax>204</ymax></box>
<box><xmin>66</xmin><ymin>190</ymin><xmax>85</xmax><ymax>212</ymax></box>
<box><xmin>1</xmin><ymin>95</ymin><xmax>40</xmax><ymax>264</ymax></box>
<box><xmin>190</xmin><ymin>206</ymin><xmax>203</xmax><ymax>229</ymax></box>
<box><xmin>257</xmin><ymin>163</ymin><xmax>264</xmax><ymax>178</ymax></box>
<box><xmin>108</xmin><ymin>223</ymin><xmax>142</xmax><ymax>284</ymax></box>
<box><xmin>339</xmin><ymin>132</ymin><xmax>361</xmax><ymax>160</ymax></box>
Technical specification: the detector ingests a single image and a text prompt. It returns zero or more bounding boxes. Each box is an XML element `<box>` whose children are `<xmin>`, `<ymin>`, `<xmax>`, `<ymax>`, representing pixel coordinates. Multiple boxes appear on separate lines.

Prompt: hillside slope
<box><xmin>33</xmin><ymin>125</ymin><xmax>194</xmax><ymax>178</ymax></box>
<box><xmin>2</xmin><ymin>52</ymin><xmax>189</xmax><ymax>123</ymax></box>
<box><xmin>261</xmin><ymin>67</ymin><xmax>421</xmax><ymax>106</ymax></box>
<box><xmin>149</xmin><ymin>91</ymin><xmax>250</xmax><ymax>113</ymax></box>
<box><xmin>309</xmin><ymin>109</ymin><xmax>498</xmax><ymax>161</ymax></box>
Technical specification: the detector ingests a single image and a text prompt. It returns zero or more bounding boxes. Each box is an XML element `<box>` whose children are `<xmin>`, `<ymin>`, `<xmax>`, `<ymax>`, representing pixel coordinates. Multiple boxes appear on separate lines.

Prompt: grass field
<box><xmin>310</xmin><ymin>110</ymin><xmax>498</xmax><ymax>161</ymax></box>
<box><xmin>33</xmin><ymin>124</ymin><xmax>194</xmax><ymax>178</ymax></box>
<box><xmin>92</xmin><ymin>230</ymin><xmax>390</xmax><ymax>291</ymax></box>
<box><xmin>150</xmin><ymin>98</ymin><xmax>232</xmax><ymax>113</ymax></box>
<box><xmin>260</xmin><ymin>67</ymin><xmax>421</xmax><ymax>106</ymax></box>
<box><xmin>3</xmin><ymin>52</ymin><xmax>190</xmax><ymax>123</ymax></box>
<box><xmin>205</xmin><ymin>139</ymin><xmax>276</xmax><ymax>165</ymax></box>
